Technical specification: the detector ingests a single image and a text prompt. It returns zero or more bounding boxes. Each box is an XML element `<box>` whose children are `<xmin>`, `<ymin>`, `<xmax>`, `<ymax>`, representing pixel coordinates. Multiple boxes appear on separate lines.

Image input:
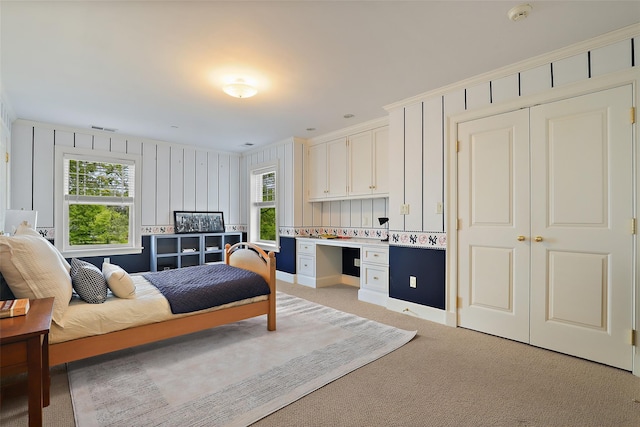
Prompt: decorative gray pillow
<box><xmin>70</xmin><ymin>258</ymin><xmax>108</xmax><ymax>304</ymax></box>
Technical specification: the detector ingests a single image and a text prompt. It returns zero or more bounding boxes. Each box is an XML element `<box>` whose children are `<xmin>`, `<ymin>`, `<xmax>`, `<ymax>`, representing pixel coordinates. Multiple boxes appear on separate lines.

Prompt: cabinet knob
<box><xmin>517</xmin><ymin>235</ymin><xmax>526</xmax><ymax>241</ymax></box>
<box><xmin>373</xmin><ymin>276</ymin><xmax>379</xmax><ymax>280</ymax></box>
<box><xmin>534</xmin><ymin>236</ymin><xmax>543</xmax><ymax>242</ymax></box>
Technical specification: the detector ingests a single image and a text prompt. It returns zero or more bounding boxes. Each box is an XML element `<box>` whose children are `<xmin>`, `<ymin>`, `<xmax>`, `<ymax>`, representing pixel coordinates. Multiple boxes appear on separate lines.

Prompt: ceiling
<box><xmin>2</xmin><ymin>1</ymin><xmax>639</xmax><ymax>153</ymax></box>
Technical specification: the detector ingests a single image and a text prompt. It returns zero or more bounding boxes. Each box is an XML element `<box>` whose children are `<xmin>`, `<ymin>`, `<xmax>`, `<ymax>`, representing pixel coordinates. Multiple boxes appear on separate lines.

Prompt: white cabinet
<box><xmin>296</xmin><ymin>239</ymin><xmax>342</xmax><ymax>287</ymax></box>
<box><xmin>296</xmin><ymin>240</ymin><xmax>316</xmax><ymax>277</ymax></box>
<box><xmin>307</xmin><ymin>126</ymin><xmax>389</xmax><ymax>201</ymax></box>
<box><xmin>358</xmin><ymin>245</ymin><xmax>389</xmax><ymax>306</ymax></box>
<box><xmin>307</xmin><ymin>137</ymin><xmax>347</xmax><ymax>201</ymax></box>
<box><xmin>349</xmin><ymin>127</ymin><xmax>389</xmax><ymax>197</ymax></box>
<box><xmin>296</xmin><ymin>237</ymin><xmax>389</xmax><ymax>306</ymax></box>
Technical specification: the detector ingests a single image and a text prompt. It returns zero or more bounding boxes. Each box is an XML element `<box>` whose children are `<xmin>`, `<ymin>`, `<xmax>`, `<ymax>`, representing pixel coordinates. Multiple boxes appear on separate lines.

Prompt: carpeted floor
<box><xmin>66</xmin><ymin>292</ymin><xmax>414</xmax><ymax>427</ymax></box>
<box><xmin>2</xmin><ymin>281</ymin><xmax>640</xmax><ymax>426</ymax></box>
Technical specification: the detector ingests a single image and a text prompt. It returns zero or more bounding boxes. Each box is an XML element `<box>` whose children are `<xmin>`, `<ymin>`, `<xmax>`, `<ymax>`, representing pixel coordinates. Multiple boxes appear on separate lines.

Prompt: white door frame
<box><xmin>446</xmin><ymin>68</ymin><xmax>638</xmax><ymax>376</ymax></box>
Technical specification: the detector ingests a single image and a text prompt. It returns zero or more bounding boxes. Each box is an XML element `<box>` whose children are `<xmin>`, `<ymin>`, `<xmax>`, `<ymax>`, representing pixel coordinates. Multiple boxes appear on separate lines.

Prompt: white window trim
<box><xmin>249</xmin><ymin>160</ymin><xmax>279</xmax><ymax>253</ymax></box>
<box><xmin>54</xmin><ymin>146</ymin><xmax>143</xmax><ymax>257</ymax></box>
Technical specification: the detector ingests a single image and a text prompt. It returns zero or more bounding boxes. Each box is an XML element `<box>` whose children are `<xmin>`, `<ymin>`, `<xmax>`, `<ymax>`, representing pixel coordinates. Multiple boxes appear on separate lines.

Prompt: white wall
<box><xmin>386</xmin><ymin>25</ymin><xmax>639</xmax><ymax>240</ymax></box>
<box><xmin>9</xmin><ymin>120</ymin><xmax>242</xmax><ymax>232</ymax></box>
<box><xmin>0</xmin><ymin>92</ymin><xmax>15</xmax><ymax>229</ymax></box>
<box><xmin>309</xmin><ymin>198</ymin><xmax>388</xmax><ymax>231</ymax></box>
<box><xmin>240</xmin><ymin>137</ymin><xmax>306</xmax><ymax>228</ymax></box>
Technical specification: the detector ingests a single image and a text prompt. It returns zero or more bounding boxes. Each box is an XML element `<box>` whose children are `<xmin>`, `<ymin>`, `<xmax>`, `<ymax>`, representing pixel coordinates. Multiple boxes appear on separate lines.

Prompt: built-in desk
<box><xmin>296</xmin><ymin>237</ymin><xmax>389</xmax><ymax>306</ymax></box>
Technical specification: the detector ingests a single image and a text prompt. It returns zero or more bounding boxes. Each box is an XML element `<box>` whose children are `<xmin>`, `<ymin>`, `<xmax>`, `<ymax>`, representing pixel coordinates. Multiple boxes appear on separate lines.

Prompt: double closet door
<box><xmin>457</xmin><ymin>85</ymin><xmax>634</xmax><ymax>370</ymax></box>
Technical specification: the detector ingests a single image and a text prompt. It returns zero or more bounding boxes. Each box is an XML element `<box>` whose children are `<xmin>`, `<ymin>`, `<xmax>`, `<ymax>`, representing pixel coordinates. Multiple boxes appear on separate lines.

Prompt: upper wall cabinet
<box><xmin>307</xmin><ymin>137</ymin><xmax>348</xmax><ymax>201</ymax></box>
<box><xmin>348</xmin><ymin>126</ymin><xmax>389</xmax><ymax>197</ymax></box>
<box><xmin>307</xmin><ymin>126</ymin><xmax>390</xmax><ymax>202</ymax></box>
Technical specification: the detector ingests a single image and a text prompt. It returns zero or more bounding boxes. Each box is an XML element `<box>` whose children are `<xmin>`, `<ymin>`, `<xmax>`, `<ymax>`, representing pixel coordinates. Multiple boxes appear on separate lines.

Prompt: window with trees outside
<box><xmin>55</xmin><ymin>147</ymin><xmax>142</xmax><ymax>257</ymax></box>
<box><xmin>249</xmin><ymin>162</ymin><xmax>278</xmax><ymax>251</ymax></box>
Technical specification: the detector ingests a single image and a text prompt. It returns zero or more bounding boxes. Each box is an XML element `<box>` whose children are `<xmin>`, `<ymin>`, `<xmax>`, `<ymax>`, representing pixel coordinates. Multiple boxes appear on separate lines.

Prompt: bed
<box><xmin>0</xmin><ymin>230</ymin><xmax>276</xmax><ymax>366</ymax></box>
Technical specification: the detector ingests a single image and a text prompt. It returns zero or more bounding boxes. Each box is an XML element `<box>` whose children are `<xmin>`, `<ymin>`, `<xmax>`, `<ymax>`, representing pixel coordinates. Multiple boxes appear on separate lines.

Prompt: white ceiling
<box><xmin>2</xmin><ymin>1</ymin><xmax>639</xmax><ymax>153</ymax></box>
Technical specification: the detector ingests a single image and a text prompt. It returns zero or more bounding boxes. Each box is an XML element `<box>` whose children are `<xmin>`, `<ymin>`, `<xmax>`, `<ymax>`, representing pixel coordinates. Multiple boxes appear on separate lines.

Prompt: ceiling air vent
<box><xmin>90</xmin><ymin>125</ymin><xmax>117</xmax><ymax>132</ymax></box>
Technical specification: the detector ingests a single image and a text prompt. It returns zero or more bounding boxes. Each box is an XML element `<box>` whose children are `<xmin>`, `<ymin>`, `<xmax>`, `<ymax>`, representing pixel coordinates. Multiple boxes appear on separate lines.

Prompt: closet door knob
<box><xmin>517</xmin><ymin>235</ymin><xmax>525</xmax><ymax>241</ymax></box>
<box><xmin>534</xmin><ymin>236</ymin><xmax>543</xmax><ymax>242</ymax></box>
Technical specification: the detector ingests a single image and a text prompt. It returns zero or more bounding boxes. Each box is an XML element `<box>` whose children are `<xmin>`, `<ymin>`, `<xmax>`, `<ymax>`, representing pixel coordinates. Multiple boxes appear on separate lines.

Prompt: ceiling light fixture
<box><xmin>508</xmin><ymin>4</ymin><xmax>532</xmax><ymax>21</ymax></box>
<box><xmin>223</xmin><ymin>79</ymin><xmax>257</xmax><ymax>99</ymax></box>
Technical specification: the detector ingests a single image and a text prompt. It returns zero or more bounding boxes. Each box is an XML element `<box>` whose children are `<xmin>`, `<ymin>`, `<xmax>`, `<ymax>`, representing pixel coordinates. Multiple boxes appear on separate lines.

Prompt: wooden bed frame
<box><xmin>49</xmin><ymin>242</ymin><xmax>276</xmax><ymax>366</ymax></box>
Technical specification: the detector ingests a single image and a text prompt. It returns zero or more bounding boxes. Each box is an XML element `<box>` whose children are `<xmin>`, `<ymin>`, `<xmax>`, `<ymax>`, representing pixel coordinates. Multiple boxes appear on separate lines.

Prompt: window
<box><xmin>249</xmin><ymin>162</ymin><xmax>278</xmax><ymax>251</ymax></box>
<box><xmin>55</xmin><ymin>147</ymin><xmax>142</xmax><ymax>257</ymax></box>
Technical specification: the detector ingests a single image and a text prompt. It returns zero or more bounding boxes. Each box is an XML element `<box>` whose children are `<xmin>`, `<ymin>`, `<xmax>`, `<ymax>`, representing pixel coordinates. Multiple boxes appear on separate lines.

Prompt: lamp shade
<box><xmin>223</xmin><ymin>80</ymin><xmax>257</xmax><ymax>98</ymax></box>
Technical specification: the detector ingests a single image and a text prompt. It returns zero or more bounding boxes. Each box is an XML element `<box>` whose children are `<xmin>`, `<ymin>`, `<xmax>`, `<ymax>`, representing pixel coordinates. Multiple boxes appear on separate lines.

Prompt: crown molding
<box><xmin>308</xmin><ymin>116</ymin><xmax>389</xmax><ymax>145</ymax></box>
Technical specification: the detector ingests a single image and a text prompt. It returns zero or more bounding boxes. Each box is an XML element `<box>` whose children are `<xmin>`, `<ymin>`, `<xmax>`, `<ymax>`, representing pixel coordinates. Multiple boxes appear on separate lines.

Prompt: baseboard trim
<box><xmin>387</xmin><ymin>298</ymin><xmax>449</xmax><ymax>325</ymax></box>
<box><xmin>276</xmin><ymin>271</ymin><xmax>295</xmax><ymax>283</ymax></box>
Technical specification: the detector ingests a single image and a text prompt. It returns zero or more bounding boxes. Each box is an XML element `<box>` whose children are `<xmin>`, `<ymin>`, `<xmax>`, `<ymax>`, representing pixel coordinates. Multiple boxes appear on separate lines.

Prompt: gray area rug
<box><xmin>68</xmin><ymin>292</ymin><xmax>416</xmax><ymax>427</ymax></box>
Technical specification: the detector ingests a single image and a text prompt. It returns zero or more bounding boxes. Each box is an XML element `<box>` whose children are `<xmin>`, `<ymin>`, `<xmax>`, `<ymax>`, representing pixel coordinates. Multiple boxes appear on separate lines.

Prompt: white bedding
<box><xmin>50</xmin><ymin>274</ymin><xmax>268</xmax><ymax>344</ymax></box>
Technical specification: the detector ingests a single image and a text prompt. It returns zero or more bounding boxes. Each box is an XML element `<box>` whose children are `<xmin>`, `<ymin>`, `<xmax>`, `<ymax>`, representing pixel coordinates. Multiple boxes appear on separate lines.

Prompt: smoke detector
<box><xmin>508</xmin><ymin>4</ymin><xmax>532</xmax><ymax>21</ymax></box>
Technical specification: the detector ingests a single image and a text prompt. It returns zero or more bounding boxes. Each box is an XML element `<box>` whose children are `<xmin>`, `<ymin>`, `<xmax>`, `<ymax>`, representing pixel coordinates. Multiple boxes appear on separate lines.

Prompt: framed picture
<box><xmin>173</xmin><ymin>211</ymin><xmax>225</xmax><ymax>234</ymax></box>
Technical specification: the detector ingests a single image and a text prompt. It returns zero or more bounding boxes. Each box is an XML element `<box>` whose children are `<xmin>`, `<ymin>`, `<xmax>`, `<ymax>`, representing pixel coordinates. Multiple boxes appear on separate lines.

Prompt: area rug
<box><xmin>67</xmin><ymin>292</ymin><xmax>416</xmax><ymax>427</ymax></box>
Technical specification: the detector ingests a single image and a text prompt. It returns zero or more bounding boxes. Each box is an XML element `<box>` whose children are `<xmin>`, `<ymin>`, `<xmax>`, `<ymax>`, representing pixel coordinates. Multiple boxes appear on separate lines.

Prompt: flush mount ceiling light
<box><xmin>508</xmin><ymin>4</ymin><xmax>532</xmax><ymax>21</ymax></box>
<box><xmin>223</xmin><ymin>79</ymin><xmax>257</xmax><ymax>98</ymax></box>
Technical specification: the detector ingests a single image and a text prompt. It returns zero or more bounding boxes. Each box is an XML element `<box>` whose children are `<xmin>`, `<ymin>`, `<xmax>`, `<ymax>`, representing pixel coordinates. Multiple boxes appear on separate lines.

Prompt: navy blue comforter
<box><xmin>143</xmin><ymin>264</ymin><xmax>270</xmax><ymax>314</ymax></box>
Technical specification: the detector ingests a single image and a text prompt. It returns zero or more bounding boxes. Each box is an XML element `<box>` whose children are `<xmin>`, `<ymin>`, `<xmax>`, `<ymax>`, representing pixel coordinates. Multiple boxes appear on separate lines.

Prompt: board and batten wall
<box><xmin>0</xmin><ymin>92</ymin><xmax>15</xmax><ymax>228</ymax></box>
<box><xmin>240</xmin><ymin>137</ymin><xmax>305</xmax><ymax>230</ymax></box>
<box><xmin>384</xmin><ymin>25</ymin><xmax>639</xmax><ymax>323</ymax></box>
<box><xmin>9</xmin><ymin>120</ymin><xmax>242</xmax><ymax>234</ymax></box>
<box><xmin>387</xmin><ymin>27</ymin><xmax>639</xmax><ymax>240</ymax></box>
<box><xmin>241</xmin><ymin>122</ymin><xmax>390</xmax><ymax>234</ymax></box>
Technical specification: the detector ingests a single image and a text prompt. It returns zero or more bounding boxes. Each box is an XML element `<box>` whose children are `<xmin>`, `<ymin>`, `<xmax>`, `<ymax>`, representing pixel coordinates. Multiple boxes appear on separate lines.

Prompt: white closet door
<box><xmin>457</xmin><ymin>109</ymin><xmax>531</xmax><ymax>343</ymax></box>
<box><xmin>529</xmin><ymin>85</ymin><xmax>633</xmax><ymax>370</ymax></box>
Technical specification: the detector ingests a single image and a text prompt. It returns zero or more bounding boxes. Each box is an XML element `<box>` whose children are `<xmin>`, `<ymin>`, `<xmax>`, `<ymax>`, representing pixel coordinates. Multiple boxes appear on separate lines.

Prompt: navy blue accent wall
<box><xmin>389</xmin><ymin>246</ymin><xmax>446</xmax><ymax>310</ymax></box>
<box><xmin>75</xmin><ymin>235</ymin><xmax>152</xmax><ymax>273</ymax></box>
<box><xmin>277</xmin><ymin>236</ymin><xmax>296</xmax><ymax>274</ymax></box>
<box><xmin>342</xmin><ymin>247</ymin><xmax>360</xmax><ymax>277</ymax></box>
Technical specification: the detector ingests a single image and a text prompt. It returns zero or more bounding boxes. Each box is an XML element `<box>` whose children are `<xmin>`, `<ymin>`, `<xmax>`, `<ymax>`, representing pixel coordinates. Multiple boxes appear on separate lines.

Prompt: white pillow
<box><xmin>15</xmin><ymin>222</ymin><xmax>71</xmax><ymax>271</ymax></box>
<box><xmin>0</xmin><ymin>227</ymin><xmax>72</xmax><ymax>326</ymax></box>
<box><xmin>102</xmin><ymin>262</ymin><xmax>136</xmax><ymax>299</ymax></box>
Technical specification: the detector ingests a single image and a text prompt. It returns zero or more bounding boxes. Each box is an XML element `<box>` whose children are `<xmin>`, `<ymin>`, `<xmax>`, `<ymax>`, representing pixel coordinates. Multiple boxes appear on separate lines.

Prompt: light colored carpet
<box><xmin>2</xmin><ymin>282</ymin><xmax>640</xmax><ymax>426</ymax></box>
<box><xmin>66</xmin><ymin>292</ymin><xmax>416</xmax><ymax>427</ymax></box>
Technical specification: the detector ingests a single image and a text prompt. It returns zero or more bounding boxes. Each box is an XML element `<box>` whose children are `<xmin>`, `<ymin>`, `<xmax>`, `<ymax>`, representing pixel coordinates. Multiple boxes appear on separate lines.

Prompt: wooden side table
<box><xmin>0</xmin><ymin>297</ymin><xmax>54</xmax><ymax>427</ymax></box>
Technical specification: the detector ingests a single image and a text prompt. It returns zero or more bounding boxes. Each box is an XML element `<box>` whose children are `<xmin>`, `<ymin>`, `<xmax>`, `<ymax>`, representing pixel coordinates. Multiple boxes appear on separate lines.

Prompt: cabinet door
<box><xmin>372</xmin><ymin>126</ymin><xmax>389</xmax><ymax>195</ymax></box>
<box><xmin>308</xmin><ymin>143</ymin><xmax>328</xmax><ymax>200</ymax></box>
<box><xmin>326</xmin><ymin>138</ymin><xmax>347</xmax><ymax>198</ymax></box>
<box><xmin>348</xmin><ymin>130</ymin><xmax>374</xmax><ymax>196</ymax></box>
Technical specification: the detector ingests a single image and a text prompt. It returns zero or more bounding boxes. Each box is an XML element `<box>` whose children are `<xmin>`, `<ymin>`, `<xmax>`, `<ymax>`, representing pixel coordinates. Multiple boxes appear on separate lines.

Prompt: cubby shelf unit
<box><xmin>149</xmin><ymin>232</ymin><xmax>242</xmax><ymax>272</ymax></box>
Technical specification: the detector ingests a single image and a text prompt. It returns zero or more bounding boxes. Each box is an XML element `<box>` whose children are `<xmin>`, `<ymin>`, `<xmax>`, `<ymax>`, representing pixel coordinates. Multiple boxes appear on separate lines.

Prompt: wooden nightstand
<box><xmin>0</xmin><ymin>297</ymin><xmax>54</xmax><ymax>427</ymax></box>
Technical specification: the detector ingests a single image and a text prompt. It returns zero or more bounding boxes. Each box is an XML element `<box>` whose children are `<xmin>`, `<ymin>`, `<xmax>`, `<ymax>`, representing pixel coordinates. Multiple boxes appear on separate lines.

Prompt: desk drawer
<box><xmin>297</xmin><ymin>241</ymin><xmax>316</xmax><ymax>255</ymax></box>
<box><xmin>362</xmin><ymin>246</ymin><xmax>389</xmax><ymax>264</ymax></box>
<box><xmin>297</xmin><ymin>255</ymin><xmax>315</xmax><ymax>276</ymax></box>
<box><xmin>361</xmin><ymin>264</ymin><xmax>389</xmax><ymax>293</ymax></box>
